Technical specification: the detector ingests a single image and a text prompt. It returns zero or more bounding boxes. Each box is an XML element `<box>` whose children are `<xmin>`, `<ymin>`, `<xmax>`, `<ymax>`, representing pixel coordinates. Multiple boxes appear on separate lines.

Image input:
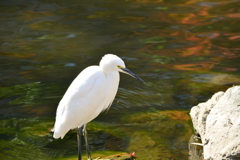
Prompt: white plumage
<box><xmin>52</xmin><ymin>54</ymin><xmax>144</xmax><ymax>160</ymax></box>
<box><xmin>53</xmin><ymin>54</ymin><xmax>124</xmax><ymax>138</ymax></box>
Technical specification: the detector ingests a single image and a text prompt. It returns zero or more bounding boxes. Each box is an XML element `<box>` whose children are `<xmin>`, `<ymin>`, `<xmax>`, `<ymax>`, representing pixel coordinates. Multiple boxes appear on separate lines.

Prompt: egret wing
<box><xmin>53</xmin><ymin>66</ymin><xmax>107</xmax><ymax>139</ymax></box>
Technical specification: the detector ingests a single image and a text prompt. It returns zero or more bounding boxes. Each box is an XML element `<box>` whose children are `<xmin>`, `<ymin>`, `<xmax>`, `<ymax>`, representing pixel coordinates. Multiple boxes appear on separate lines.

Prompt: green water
<box><xmin>1</xmin><ymin>0</ymin><xmax>240</xmax><ymax>159</ymax></box>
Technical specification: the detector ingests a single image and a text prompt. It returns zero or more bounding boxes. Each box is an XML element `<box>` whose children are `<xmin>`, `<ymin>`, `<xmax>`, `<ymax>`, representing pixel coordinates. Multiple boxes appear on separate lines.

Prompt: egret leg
<box><xmin>77</xmin><ymin>126</ymin><xmax>83</xmax><ymax>160</ymax></box>
<box><xmin>83</xmin><ymin>124</ymin><xmax>92</xmax><ymax>160</ymax></box>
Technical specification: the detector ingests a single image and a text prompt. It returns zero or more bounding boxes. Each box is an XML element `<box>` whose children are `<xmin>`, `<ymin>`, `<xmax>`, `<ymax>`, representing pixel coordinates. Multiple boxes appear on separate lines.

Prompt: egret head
<box><xmin>100</xmin><ymin>54</ymin><xmax>126</xmax><ymax>72</ymax></box>
<box><xmin>100</xmin><ymin>54</ymin><xmax>145</xmax><ymax>83</ymax></box>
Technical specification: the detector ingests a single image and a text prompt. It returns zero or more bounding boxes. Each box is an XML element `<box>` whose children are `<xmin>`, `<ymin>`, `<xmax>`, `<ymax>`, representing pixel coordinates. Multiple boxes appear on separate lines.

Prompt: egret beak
<box><xmin>121</xmin><ymin>68</ymin><xmax>145</xmax><ymax>83</ymax></box>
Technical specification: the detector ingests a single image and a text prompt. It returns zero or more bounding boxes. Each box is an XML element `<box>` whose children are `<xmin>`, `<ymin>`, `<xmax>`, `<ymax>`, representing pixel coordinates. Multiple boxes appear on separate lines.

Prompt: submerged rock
<box><xmin>190</xmin><ymin>86</ymin><xmax>240</xmax><ymax>160</ymax></box>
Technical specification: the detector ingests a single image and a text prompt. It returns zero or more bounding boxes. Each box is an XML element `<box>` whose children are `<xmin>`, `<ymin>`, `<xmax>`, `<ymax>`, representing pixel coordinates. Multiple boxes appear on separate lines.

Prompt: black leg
<box><xmin>83</xmin><ymin>124</ymin><xmax>92</xmax><ymax>160</ymax></box>
<box><xmin>77</xmin><ymin>126</ymin><xmax>83</xmax><ymax>160</ymax></box>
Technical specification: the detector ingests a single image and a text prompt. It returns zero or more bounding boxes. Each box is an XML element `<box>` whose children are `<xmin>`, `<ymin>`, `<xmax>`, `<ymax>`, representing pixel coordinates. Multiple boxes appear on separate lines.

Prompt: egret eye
<box><xmin>53</xmin><ymin>54</ymin><xmax>144</xmax><ymax>160</ymax></box>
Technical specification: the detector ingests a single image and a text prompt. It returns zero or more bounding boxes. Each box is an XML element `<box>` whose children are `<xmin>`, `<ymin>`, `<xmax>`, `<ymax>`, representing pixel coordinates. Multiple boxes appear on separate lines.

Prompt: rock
<box><xmin>190</xmin><ymin>86</ymin><xmax>240</xmax><ymax>160</ymax></box>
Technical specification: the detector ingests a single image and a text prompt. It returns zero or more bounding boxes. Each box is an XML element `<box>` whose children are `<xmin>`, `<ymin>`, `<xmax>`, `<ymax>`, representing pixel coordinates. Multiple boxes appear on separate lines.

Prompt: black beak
<box><xmin>121</xmin><ymin>68</ymin><xmax>145</xmax><ymax>83</ymax></box>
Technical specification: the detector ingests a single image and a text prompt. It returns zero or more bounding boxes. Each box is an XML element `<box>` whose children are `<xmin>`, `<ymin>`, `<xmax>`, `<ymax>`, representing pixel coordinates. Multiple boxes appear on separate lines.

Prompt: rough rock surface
<box><xmin>190</xmin><ymin>86</ymin><xmax>240</xmax><ymax>160</ymax></box>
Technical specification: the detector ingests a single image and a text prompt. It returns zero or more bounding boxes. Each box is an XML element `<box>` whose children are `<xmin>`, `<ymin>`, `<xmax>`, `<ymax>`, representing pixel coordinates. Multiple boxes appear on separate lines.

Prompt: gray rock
<box><xmin>190</xmin><ymin>86</ymin><xmax>240</xmax><ymax>160</ymax></box>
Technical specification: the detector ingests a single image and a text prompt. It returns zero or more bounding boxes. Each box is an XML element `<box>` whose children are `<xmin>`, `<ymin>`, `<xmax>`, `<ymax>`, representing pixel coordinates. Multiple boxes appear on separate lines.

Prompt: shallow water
<box><xmin>0</xmin><ymin>0</ymin><xmax>240</xmax><ymax>159</ymax></box>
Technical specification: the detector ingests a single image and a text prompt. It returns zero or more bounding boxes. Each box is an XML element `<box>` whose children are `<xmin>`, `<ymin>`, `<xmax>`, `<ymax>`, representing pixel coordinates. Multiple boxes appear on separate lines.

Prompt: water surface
<box><xmin>1</xmin><ymin>0</ymin><xmax>240</xmax><ymax>159</ymax></box>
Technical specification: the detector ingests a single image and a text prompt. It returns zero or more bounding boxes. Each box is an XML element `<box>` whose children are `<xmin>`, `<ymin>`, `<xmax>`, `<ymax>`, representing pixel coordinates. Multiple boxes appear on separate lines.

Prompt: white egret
<box><xmin>52</xmin><ymin>54</ymin><xmax>144</xmax><ymax>160</ymax></box>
